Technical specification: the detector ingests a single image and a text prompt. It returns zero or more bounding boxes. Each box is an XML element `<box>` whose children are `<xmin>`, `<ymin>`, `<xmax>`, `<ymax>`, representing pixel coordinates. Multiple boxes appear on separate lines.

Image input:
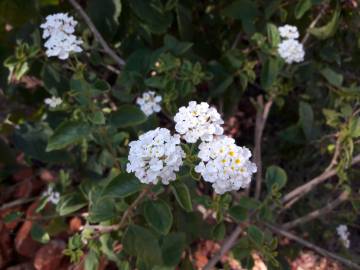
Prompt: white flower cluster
<box><xmin>174</xmin><ymin>101</ymin><xmax>224</xmax><ymax>143</ymax></box>
<box><xmin>195</xmin><ymin>137</ymin><xmax>257</xmax><ymax>194</ymax></box>
<box><xmin>136</xmin><ymin>91</ymin><xmax>162</xmax><ymax>116</ymax></box>
<box><xmin>336</xmin><ymin>225</ymin><xmax>350</xmax><ymax>249</ymax></box>
<box><xmin>126</xmin><ymin>128</ymin><xmax>185</xmax><ymax>185</ymax></box>
<box><xmin>277</xmin><ymin>25</ymin><xmax>304</xmax><ymax>64</ymax></box>
<box><xmin>278</xmin><ymin>25</ymin><xmax>300</xmax><ymax>40</ymax></box>
<box><xmin>44</xmin><ymin>96</ymin><xmax>62</xmax><ymax>108</ymax></box>
<box><xmin>40</xmin><ymin>13</ymin><xmax>83</xmax><ymax>60</ymax></box>
<box><xmin>42</xmin><ymin>186</ymin><xmax>60</xmax><ymax>204</ymax></box>
<box><xmin>127</xmin><ymin>101</ymin><xmax>256</xmax><ymax>194</ymax></box>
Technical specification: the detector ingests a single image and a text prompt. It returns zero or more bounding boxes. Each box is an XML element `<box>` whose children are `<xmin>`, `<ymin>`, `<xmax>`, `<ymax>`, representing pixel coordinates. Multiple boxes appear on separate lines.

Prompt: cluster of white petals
<box><xmin>136</xmin><ymin>91</ymin><xmax>162</xmax><ymax>116</ymax></box>
<box><xmin>277</xmin><ymin>39</ymin><xmax>305</xmax><ymax>64</ymax></box>
<box><xmin>44</xmin><ymin>96</ymin><xmax>62</xmax><ymax>108</ymax></box>
<box><xmin>42</xmin><ymin>186</ymin><xmax>60</xmax><ymax>204</ymax></box>
<box><xmin>195</xmin><ymin>136</ymin><xmax>257</xmax><ymax>194</ymax></box>
<box><xmin>174</xmin><ymin>101</ymin><xmax>224</xmax><ymax>143</ymax></box>
<box><xmin>277</xmin><ymin>24</ymin><xmax>304</xmax><ymax>64</ymax></box>
<box><xmin>337</xmin><ymin>225</ymin><xmax>350</xmax><ymax>249</ymax></box>
<box><xmin>40</xmin><ymin>13</ymin><xmax>83</xmax><ymax>60</ymax></box>
<box><xmin>278</xmin><ymin>25</ymin><xmax>300</xmax><ymax>40</ymax></box>
<box><xmin>126</xmin><ymin>128</ymin><xmax>185</xmax><ymax>185</ymax></box>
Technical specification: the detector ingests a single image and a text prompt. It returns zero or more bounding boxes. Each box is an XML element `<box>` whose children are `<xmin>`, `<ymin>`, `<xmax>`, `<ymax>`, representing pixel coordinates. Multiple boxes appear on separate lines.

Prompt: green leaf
<box><xmin>129</xmin><ymin>0</ymin><xmax>173</xmax><ymax>34</ymax></box>
<box><xmin>161</xmin><ymin>233</ymin><xmax>186</xmax><ymax>266</ymax></box>
<box><xmin>266</xmin><ymin>23</ymin><xmax>280</xmax><ymax>47</ymax></box>
<box><xmin>31</xmin><ymin>224</ymin><xmax>50</xmax><ymax>244</ymax></box>
<box><xmin>143</xmin><ymin>200</ymin><xmax>173</xmax><ymax>235</ymax></box>
<box><xmin>84</xmin><ymin>250</ymin><xmax>99</xmax><ymax>270</ymax></box>
<box><xmin>87</xmin><ymin>0</ymin><xmax>121</xmax><ymax>39</ymax></box>
<box><xmin>320</xmin><ymin>67</ymin><xmax>343</xmax><ymax>87</ymax></box>
<box><xmin>238</xmin><ymin>197</ymin><xmax>260</xmax><ymax>210</ymax></box>
<box><xmin>229</xmin><ymin>205</ymin><xmax>248</xmax><ymax>222</ymax></box>
<box><xmin>222</xmin><ymin>0</ymin><xmax>259</xmax><ymax>34</ymax></box>
<box><xmin>176</xmin><ymin>3</ymin><xmax>193</xmax><ymax>40</ymax></box>
<box><xmin>4</xmin><ymin>211</ymin><xmax>23</xmax><ymax>223</ymax></box>
<box><xmin>294</xmin><ymin>0</ymin><xmax>312</xmax><ymax>19</ymax></box>
<box><xmin>260</xmin><ymin>57</ymin><xmax>280</xmax><ymax>89</ymax></box>
<box><xmin>13</xmin><ymin>125</ymin><xmax>72</xmax><ymax>164</ymax></box>
<box><xmin>349</xmin><ymin>118</ymin><xmax>360</xmax><ymax>138</ymax></box>
<box><xmin>299</xmin><ymin>101</ymin><xmax>314</xmax><ymax>140</ymax></box>
<box><xmin>109</xmin><ymin>105</ymin><xmax>147</xmax><ymax>128</ymax></box>
<box><xmin>309</xmin><ymin>7</ymin><xmax>340</xmax><ymax>40</ymax></box>
<box><xmin>47</xmin><ymin>120</ymin><xmax>91</xmax><ymax>151</ymax></box>
<box><xmin>57</xmin><ymin>193</ymin><xmax>87</xmax><ymax>216</ymax></box>
<box><xmin>170</xmin><ymin>181</ymin><xmax>193</xmax><ymax>212</ymax></box>
<box><xmin>123</xmin><ymin>225</ymin><xmax>163</xmax><ymax>266</ymax></box>
<box><xmin>247</xmin><ymin>225</ymin><xmax>264</xmax><ymax>245</ymax></box>
<box><xmin>102</xmin><ymin>173</ymin><xmax>142</xmax><ymax>198</ymax></box>
<box><xmin>212</xmin><ymin>222</ymin><xmax>226</xmax><ymax>241</ymax></box>
<box><xmin>265</xmin><ymin>165</ymin><xmax>287</xmax><ymax>191</ymax></box>
<box><xmin>164</xmin><ymin>35</ymin><xmax>193</xmax><ymax>55</ymax></box>
<box><xmin>89</xmin><ymin>197</ymin><xmax>116</xmax><ymax>223</ymax></box>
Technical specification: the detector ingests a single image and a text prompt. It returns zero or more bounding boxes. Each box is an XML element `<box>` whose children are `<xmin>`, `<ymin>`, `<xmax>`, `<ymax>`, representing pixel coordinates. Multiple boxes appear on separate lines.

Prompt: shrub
<box><xmin>0</xmin><ymin>0</ymin><xmax>359</xmax><ymax>269</ymax></box>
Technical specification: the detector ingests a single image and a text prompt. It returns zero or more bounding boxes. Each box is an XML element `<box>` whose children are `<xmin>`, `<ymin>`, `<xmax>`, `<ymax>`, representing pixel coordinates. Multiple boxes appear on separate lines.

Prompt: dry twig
<box><xmin>281</xmin><ymin>154</ymin><xmax>360</xmax><ymax>208</ymax></box>
<box><xmin>282</xmin><ymin>190</ymin><xmax>350</xmax><ymax>229</ymax></box>
<box><xmin>254</xmin><ymin>96</ymin><xmax>273</xmax><ymax>199</ymax></box>
<box><xmin>67</xmin><ymin>0</ymin><xmax>126</xmax><ymax>68</ymax></box>
<box><xmin>265</xmin><ymin>222</ymin><xmax>360</xmax><ymax>270</ymax></box>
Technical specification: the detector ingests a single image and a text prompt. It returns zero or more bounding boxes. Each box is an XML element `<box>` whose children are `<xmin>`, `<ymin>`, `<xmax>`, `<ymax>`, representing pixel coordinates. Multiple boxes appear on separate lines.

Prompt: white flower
<box><xmin>42</xmin><ymin>186</ymin><xmax>60</xmax><ymax>205</ymax></box>
<box><xmin>40</xmin><ymin>13</ymin><xmax>83</xmax><ymax>60</ymax></box>
<box><xmin>44</xmin><ymin>96</ymin><xmax>62</xmax><ymax>108</ymax></box>
<box><xmin>278</xmin><ymin>25</ymin><xmax>300</xmax><ymax>40</ymax></box>
<box><xmin>277</xmin><ymin>39</ymin><xmax>305</xmax><ymax>64</ymax></box>
<box><xmin>174</xmin><ymin>101</ymin><xmax>224</xmax><ymax>143</ymax></box>
<box><xmin>126</xmin><ymin>128</ymin><xmax>185</xmax><ymax>185</ymax></box>
<box><xmin>195</xmin><ymin>136</ymin><xmax>257</xmax><ymax>194</ymax></box>
<box><xmin>136</xmin><ymin>91</ymin><xmax>162</xmax><ymax>116</ymax></box>
<box><xmin>336</xmin><ymin>225</ymin><xmax>350</xmax><ymax>249</ymax></box>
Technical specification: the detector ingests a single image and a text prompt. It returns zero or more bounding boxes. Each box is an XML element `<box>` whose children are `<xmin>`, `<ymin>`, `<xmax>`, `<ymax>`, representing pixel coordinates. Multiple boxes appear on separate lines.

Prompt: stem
<box><xmin>282</xmin><ymin>190</ymin><xmax>350</xmax><ymax>229</ymax></box>
<box><xmin>301</xmin><ymin>3</ymin><xmax>328</xmax><ymax>45</ymax></box>
<box><xmin>0</xmin><ymin>197</ymin><xmax>37</xmax><ymax>211</ymax></box>
<box><xmin>203</xmin><ymin>224</ymin><xmax>244</xmax><ymax>270</ymax></box>
<box><xmin>67</xmin><ymin>0</ymin><xmax>126</xmax><ymax>68</ymax></box>
<box><xmin>254</xmin><ymin>96</ymin><xmax>273</xmax><ymax>200</ymax></box>
<box><xmin>281</xmin><ymin>154</ymin><xmax>360</xmax><ymax>208</ymax></box>
<box><xmin>264</xmin><ymin>222</ymin><xmax>360</xmax><ymax>270</ymax></box>
<box><xmin>84</xmin><ymin>187</ymin><xmax>150</xmax><ymax>233</ymax></box>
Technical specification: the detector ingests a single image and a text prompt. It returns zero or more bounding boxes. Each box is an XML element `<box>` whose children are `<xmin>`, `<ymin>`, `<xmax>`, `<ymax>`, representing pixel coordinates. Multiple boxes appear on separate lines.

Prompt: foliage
<box><xmin>0</xmin><ymin>0</ymin><xmax>360</xmax><ymax>269</ymax></box>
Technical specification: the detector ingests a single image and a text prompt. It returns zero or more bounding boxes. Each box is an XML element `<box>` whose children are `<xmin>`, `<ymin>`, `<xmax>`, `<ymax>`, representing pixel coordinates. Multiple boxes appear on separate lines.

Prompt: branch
<box><xmin>254</xmin><ymin>96</ymin><xmax>273</xmax><ymax>199</ymax></box>
<box><xmin>301</xmin><ymin>3</ymin><xmax>328</xmax><ymax>45</ymax></box>
<box><xmin>264</xmin><ymin>222</ymin><xmax>360</xmax><ymax>270</ymax></box>
<box><xmin>282</xmin><ymin>190</ymin><xmax>350</xmax><ymax>230</ymax></box>
<box><xmin>281</xmin><ymin>154</ymin><xmax>360</xmax><ymax>207</ymax></box>
<box><xmin>67</xmin><ymin>0</ymin><xmax>126</xmax><ymax>68</ymax></box>
<box><xmin>84</xmin><ymin>187</ymin><xmax>149</xmax><ymax>233</ymax></box>
<box><xmin>0</xmin><ymin>197</ymin><xmax>36</xmax><ymax>211</ymax></box>
<box><xmin>203</xmin><ymin>224</ymin><xmax>243</xmax><ymax>270</ymax></box>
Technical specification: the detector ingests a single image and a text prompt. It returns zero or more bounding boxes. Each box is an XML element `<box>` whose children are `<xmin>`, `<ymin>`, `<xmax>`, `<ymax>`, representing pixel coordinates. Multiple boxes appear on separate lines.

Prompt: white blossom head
<box><xmin>277</xmin><ymin>39</ymin><xmax>305</xmax><ymax>64</ymax></box>
<box><xmin>40</xmin><ymin>13</ymin><xmax>83</xmax><ymax>60</ymax></box>
<box><xmin>42</xmin><ymin>186</ymin><xmax>60</xmax><ymax>204</ymax></box>
<box><xmin>44</xmin><ymin>96</ymin><xmax>63</xmax><ymax>108</ymax></box>
<box><xmin>278</xmin><ymin>25</ymin><xmax>300</xmax><ymax>40</ymax></box>
<box><xmin>336</xmin><ymin>225</ymin><xmax>350</xmax><ymax>249</ymax></box>
<box><xmin>174</xmin><ymin>101</ymin><xmax>224</xmax><ymax>143</ymax></box>
<box><xmin>136</xmin><ymin>91</ymin><xmax>162</xmax><ymax>116</ymax></box>
<box><xmin>126</xmin><ymin>128</ymin><xmax>185</xmax><ymax>185</ymax></box>
<box><xmin>195</xmin><ymin>136</ymin><xmax>257</xmax><ymax>194</ymax></box>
